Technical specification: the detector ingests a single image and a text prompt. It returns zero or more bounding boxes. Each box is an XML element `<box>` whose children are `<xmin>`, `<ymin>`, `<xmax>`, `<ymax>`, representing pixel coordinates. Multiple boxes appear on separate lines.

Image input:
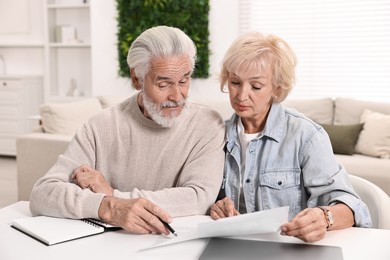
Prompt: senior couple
<box><xmin>30</xmin><ymin>26</ymin><xmax>371</xmax><ymax>243</ymax></box>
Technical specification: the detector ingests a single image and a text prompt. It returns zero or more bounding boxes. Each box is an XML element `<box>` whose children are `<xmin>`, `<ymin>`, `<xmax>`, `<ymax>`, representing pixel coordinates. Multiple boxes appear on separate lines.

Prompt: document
<box><xmin>143</xmin><ymin>206</ymin><xmax>289</xmax><ymax>250</ymax></box>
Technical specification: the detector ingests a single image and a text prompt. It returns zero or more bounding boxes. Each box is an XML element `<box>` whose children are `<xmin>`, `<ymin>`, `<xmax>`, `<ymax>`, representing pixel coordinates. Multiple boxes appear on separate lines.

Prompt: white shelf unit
<box><xmin>0</xmin><ymin>76</ymin><xmax>43</xmax><ymax>155</ymax></box>
<box><xmin>44</xmin><ymin>1</ymin><xmax>92</xmax><ymax>101</ymax></box>
<box><xmin>0</xmin><ymin>0</ymin><xmax>94</xmax><ymax>155</ymax></box>
<box><xmin>0</xmin><ymin>0</ymin><xmax>45</xmax><ymax>155</ymax></box>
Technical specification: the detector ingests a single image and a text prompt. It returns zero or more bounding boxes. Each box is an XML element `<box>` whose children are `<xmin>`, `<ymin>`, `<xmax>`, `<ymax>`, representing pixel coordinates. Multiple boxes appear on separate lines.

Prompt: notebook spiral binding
<box><xmin>81</xmin><ymin>218</ymin><xmax>121</xmax><ymax>231</ymax></box>
<box><xmin>81</xmin><ymin>219</ymin><xmax>102</xmax><ymax>228</ymax></box>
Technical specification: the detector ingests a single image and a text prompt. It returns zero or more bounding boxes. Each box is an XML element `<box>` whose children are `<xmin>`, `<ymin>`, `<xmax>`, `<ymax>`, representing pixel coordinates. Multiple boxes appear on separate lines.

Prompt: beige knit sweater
<box><xmin>30</xmin><ymin>94</ymin><xmax>225</xmax><ymax>219</ymax></box>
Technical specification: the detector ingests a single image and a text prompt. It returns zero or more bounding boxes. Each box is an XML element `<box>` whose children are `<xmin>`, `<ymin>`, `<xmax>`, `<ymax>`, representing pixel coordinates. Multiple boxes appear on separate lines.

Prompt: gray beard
<box><xmin>141</xmin><ymin>91</ymin><xmax>189</xmax><ymax>128</ymax></box>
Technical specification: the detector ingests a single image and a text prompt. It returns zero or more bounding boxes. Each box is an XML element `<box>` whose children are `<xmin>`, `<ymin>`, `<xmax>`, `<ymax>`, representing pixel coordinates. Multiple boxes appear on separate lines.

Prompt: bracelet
<box><xmin>317</xmin><ymin>206</ymin><xmax>334</xmax><ymax>229</ymax></box>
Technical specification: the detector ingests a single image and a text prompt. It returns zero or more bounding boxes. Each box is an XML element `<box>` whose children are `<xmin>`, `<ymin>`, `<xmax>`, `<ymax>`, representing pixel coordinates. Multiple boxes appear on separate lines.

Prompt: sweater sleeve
<box><xmin>29</xmin><ymin>125</ymin><xmax>105</xmax><ymax>219</ymax></box>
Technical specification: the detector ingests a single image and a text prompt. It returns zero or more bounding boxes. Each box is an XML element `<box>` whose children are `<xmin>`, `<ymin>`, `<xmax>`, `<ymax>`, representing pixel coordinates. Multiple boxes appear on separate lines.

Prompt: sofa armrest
<box><xmin>16</xmin><ymin>133</ymin><xmax>72</xmax><ymax>201</ymax></box>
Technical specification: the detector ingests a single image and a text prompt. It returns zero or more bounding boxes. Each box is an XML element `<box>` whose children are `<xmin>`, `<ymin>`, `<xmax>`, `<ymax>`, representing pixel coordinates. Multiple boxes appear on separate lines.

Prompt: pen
<box><xmin>158</xmin><ymin>217</ymin><xmax>177</xmax><ymax>237</ymax></box>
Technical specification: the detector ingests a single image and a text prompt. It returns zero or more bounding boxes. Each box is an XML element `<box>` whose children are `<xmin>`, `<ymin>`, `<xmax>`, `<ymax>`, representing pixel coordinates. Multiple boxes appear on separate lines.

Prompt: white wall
<box><xmin>91</xmin><ymin>0</ymin><xmax>240</xmax><ymax>101</ymax></box>
<box><xmin>190</xmin><ymin>0</ymin><xmax>239</xmax><ymax>102</ymax></box>
<box><xmin>90</xmin><ymin>0</ymin><xmax>131</xmax><ymax>97</ymax></box>
<box><xmin>0</xmin><ymin>0</ymin><xmax>240</xmax><ymax>100</ymax></box>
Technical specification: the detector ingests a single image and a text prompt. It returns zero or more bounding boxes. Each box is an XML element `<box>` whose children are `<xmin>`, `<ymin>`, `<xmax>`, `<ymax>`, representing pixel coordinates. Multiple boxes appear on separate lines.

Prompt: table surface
<box><xmin>1</xmin><ymin>201</ymin><xmax>389</xmax><ymax>260</ymax></box>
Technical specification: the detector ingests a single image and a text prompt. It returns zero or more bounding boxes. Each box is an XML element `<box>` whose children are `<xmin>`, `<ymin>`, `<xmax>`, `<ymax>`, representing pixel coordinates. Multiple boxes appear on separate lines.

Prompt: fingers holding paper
<box><xmin>280</xmin><ymin>207</ymin><xmax>327</xmax><ymax>243</ymax></box>
<box><xmin>71</xmin><ymin>164</ymin><xmax>113</xmax><ymax>196</ymax></box>
<box><xmin>210</xmin><ymin>197</ymin><xmax>240</xmax><ymax>220</ymax></box>
<box><xmin>98</xmin><ymin>196</ymin><xmax>172</xmax><ymax>235</ymax></box>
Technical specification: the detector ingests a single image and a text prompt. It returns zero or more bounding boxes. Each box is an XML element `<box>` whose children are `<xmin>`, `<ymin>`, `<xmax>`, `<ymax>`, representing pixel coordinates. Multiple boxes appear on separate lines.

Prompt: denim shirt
<box><xmin>224</xmin><ymin>102</ymin><xmax>372</xmax><ymax>227</ymax></box>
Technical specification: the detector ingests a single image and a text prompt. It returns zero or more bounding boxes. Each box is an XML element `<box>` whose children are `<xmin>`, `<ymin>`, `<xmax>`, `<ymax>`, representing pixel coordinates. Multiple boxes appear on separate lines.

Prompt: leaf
<box><xmin>116</xmin><ymin>0</ymin><xmax>210</xmax><ymax>78</ymax></box>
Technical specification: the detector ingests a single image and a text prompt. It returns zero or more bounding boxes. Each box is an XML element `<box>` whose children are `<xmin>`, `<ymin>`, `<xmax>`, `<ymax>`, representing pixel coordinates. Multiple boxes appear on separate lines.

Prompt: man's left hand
<box><xmin>71</xmin><ymin>165</ymin><xmax>114</xmax><ymax>196</ymax></box>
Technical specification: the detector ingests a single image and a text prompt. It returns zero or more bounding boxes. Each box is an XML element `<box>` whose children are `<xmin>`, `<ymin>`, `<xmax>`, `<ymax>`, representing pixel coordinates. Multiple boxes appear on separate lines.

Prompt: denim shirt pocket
<box><xmin>259</xmin><ymin>169</ymin><xmax>302</xmax><ymax>219</ymax></box>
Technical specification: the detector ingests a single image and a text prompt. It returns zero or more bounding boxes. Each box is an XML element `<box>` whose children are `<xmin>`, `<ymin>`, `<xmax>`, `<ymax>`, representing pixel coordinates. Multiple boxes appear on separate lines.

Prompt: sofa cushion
<box><xmin>335</xmin><ymin>154</ymin><xmax>390</xmax><ymax>196</ymax></box>
<box><xmin>190</xmin><ymin>98</ymin><xmax>234</xmax><ymax>120</ymax></box>
<box><xmin>97</xmin><ymin>96</ymin><xmax>128</xmax><ymax>109</ymax></box>
<box><xmin>355</xmin><ymin>109</ymin><xmax>390</xmax><ymax>159</ymax></box>
<box><xmin>334</xmin><ymin>98</ymin><xmax>390</xmax><ymax>125</ymax></box>
<box><xmin>40</xmin><ymin>98</ymin><xmax>103</xmax><ymax>136</ymax></box>
<box><xmin>321</xmin><ymin>123</ymin><xmax>363</xmax><ymax>155</ymax></box>
<box><xmin>282</xmin><ymin>98</ymin><xmax>334</xmax><ymax>124</ymax></box>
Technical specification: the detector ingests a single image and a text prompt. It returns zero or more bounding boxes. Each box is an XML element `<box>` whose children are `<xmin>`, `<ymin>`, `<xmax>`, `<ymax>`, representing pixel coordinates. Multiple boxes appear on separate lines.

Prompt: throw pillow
<box><xmin>355</xmin><ymin>109</ymin><xmax>390</xmax><ymax>159</ymax></box>
<box><xmin>320</xmin><ymin>123</ymin><xmax>363</xmax><ymax>155</ymax></box>
<box><xmin>40</xmin><ymin>98</ymin><xmax>103</xmax><ymax>136</ymax></box>
<box><xmin>283</xmin><ymin>98</ymin><xmax>334</xmax><ymax>124</ymax></box>
<box><xmin>97</xmin><ymin>96</ymin><xmax>128</xmax><ymax>109</ymax></box>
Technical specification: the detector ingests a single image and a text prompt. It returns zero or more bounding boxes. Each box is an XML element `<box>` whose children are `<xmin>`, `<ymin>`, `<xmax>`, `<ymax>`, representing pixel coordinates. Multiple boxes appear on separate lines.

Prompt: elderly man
<box><xmin>30</xmin><ymin>26</ymin><xmax>225</xmax><ymax>235</ymax></box>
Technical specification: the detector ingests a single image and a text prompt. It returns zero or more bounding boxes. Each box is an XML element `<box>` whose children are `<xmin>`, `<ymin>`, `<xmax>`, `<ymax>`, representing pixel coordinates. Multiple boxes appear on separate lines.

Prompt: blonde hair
<box><xmin>220</xmin><ymin>32</ymin><xmax>297</xmax><ymax>102</ymax></box>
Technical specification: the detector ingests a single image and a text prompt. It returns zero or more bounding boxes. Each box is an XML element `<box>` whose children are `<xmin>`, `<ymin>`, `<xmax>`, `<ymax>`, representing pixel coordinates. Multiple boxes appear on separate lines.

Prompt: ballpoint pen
<box><xmin>159</xmin><ymin>217</ymin><xmax>177</xmax><ymax>237</ymax></box>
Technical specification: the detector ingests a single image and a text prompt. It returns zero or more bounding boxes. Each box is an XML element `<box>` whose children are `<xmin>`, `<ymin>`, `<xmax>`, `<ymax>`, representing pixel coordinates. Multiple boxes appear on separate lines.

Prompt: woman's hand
<box><xmin>210</xmin><ymin>197</ymin><xmax>240</xmax><ymax>220</ymax></box>
<box><xmin>71</xmin><ymin>165</ymin><xmax>113</xmax><ymax>196</ymax></box>
<box><xmin>281</xmin><ymin>204</ymin><xmax>354</xmax><ymax>242</ymax></box>
<box><xmin>280</xmin><ymin>207</ymin><xmax>328</xmax><ymax>242</ymax></box>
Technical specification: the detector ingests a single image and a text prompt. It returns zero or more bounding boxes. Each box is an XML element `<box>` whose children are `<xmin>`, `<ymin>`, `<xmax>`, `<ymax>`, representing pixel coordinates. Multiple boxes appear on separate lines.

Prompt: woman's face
<box><xmin>227</xmin><ymin>62</ymin><xmax>277</xmax><ymax>128</ymax></box>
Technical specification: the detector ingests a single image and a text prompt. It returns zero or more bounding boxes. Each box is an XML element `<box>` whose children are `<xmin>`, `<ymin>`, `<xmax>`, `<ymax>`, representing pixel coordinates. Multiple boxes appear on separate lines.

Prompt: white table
<box><xmin>1</xmin><ymin>201</ymin><xmax>389</xmax><ymax>260</ymax></box>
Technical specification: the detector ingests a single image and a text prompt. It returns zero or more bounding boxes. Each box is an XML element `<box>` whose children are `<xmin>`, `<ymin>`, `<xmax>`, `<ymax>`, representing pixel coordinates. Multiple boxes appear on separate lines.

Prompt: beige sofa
<box><xmin>283</xmin><ymin>98</ymin><xmax>390</xmax><ymax>197</ymax></box>
<box><xmin>16</xmin><ymin>97</ymin><xmax>390</xmax><ymax>201</ymax></box>
<box><xmin>16</xmin><ymin>96</ymin><xmax>126</xmax><ymax>201</ymax></box>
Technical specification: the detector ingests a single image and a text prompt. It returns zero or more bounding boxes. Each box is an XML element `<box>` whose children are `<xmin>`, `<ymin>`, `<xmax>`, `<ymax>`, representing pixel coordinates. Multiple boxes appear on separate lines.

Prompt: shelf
<box><xmin>0</xmin><ymin>75</ymin><xmax>43</xmax><ymax>80</ymax></box>
<box><xmin>47</xmin><ymin>3</ymin><xmax>90</xmax><ymax>9</ymax></box>
<box><xmin>45</xmin><ymin>0</ymin><xmax>92</xmax><ymax>100</ymax></box>
<box><xmin>49</xmin><ymin>43</ymin><xmax>91</xmax><ymax>48</ymax></box>
<box><xmin>0</xmin><ymin>43</ymin><xmax>44</xmax><ymax>48</ymax></box>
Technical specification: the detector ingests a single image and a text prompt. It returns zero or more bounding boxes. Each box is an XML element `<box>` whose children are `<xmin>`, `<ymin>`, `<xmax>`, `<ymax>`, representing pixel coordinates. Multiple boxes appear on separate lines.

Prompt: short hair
<box><xmin>219</xmin><ymin>32</ymin><xmax>297</xmax><ymax>102</ymax></box>
<box><xmin>127</xmin><ymin>26</ymin><xmax>197</xmax><ymax>88</ymax></box>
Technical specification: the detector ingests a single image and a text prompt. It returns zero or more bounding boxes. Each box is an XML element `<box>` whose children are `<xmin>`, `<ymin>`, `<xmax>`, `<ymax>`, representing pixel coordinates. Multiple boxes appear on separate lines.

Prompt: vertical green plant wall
<box><xmin>117</xmin><ymin>0</ymin><xmax>210</xmax><ymax>78</ymax></box>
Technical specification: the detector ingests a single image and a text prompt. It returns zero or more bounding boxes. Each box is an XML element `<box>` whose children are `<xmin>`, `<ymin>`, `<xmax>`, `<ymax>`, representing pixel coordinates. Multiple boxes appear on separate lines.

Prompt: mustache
<box><xmin>161</xmin><ymin>99</ymin><xmax>186</xmax><ymax>108</ymax></box>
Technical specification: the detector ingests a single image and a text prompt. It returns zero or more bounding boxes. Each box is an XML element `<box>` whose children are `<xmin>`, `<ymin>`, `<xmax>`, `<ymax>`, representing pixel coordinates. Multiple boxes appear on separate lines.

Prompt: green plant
<box><xmin>116</xmin><ymin>0</ymin><xmax>210</xmax><ymax>78</ymax></box>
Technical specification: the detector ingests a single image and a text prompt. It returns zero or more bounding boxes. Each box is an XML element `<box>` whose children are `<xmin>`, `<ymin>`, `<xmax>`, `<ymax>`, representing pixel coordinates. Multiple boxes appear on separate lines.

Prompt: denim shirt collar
<box><xmin>226</xmin><ymin>102</ymin><xmax>285</xmax><ymax>153</ymax></box>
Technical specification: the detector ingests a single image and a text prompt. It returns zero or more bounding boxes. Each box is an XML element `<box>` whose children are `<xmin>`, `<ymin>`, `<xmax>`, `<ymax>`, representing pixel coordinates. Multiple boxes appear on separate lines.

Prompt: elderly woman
<box><xmin>210</xmin><ymin>32</ymin><xmax>372</xmax><ymax>242</ymax></box>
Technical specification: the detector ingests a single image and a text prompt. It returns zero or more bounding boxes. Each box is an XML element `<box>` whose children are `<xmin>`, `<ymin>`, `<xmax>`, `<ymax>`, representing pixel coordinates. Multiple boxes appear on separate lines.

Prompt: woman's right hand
<box><xmin>210</xmin><ymin>197</ymin><xmax>240</xmax><ymax>220</ymax></box>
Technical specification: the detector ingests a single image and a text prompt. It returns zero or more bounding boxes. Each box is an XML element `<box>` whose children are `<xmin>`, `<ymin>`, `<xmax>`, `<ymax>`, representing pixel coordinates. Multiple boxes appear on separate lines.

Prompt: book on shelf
<box><xmin>11</xmin><ymin>216</ymin><xmax>121</xmax><ymax>246</ymax></box>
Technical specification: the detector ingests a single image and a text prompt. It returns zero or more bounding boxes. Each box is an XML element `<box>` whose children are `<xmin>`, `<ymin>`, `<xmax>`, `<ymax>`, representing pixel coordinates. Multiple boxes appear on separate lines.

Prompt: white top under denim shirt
<box><xmin>237</xmin><ymin>118</ymin><xmax>261</xmax><ymax>214</ymax></box>
<box><xmin>224</xmin><ymin>102</ymin><xmax>372</xmax><ymax>227</ymax></box>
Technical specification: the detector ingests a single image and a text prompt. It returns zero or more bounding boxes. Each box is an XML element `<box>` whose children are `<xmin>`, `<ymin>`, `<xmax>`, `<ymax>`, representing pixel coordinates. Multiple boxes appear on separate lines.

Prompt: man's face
<box><xmin>139</xmin><ymin>55</ymin><xmax>192</xmax><ymax>127</ymax></box>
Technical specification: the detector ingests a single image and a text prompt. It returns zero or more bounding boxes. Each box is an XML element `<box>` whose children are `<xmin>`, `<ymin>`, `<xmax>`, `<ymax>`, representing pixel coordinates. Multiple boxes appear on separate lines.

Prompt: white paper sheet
<box><xmin>142</xmin><ymin>206</ymin><xmax>289</xmax><ymax>250</ymax></box>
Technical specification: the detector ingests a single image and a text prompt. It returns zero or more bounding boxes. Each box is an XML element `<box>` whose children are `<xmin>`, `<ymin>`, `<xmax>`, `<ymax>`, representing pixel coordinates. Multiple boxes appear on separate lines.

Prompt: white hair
<box><xmin>127</xmin><ymin>25</ymin><xmax>197</xmax><ymax>88</ymax></box>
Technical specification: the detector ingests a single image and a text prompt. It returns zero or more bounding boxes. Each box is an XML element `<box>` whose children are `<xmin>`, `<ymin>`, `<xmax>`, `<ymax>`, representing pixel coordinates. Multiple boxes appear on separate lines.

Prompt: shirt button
<box><xmin>278</xmin><ymin>181</ymin><xmax>283</xmax><ymax>185</ymax></box>
<box><xmin>246</xmin><ymin>179</ymin><xmax>250</xmax><ymax>183</ymax></box>
<box><xmin>249</xmin><ymin>150</ymin><xmax>254</xmax><ymax>154</ymax></box>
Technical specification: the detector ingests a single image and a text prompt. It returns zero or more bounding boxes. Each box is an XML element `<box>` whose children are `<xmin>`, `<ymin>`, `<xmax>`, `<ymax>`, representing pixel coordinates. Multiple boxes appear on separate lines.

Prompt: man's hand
<box><xmin>71</xmin><ymin>165</ymin><xmax>113</xmax><ymax>196</ymax></box>
<box><xmin>280</xmin><ymin>207</ymin><xmax>328</xmax><ymax>242</ymax></box>
<box><xmin>98</xmin><ymin>197</ymin><xmax>172</xmax><ymax>235</ymax></box>
<box><xmin>210</xmin><ymin>197</ymin><xmax>240</xmax><ymax>220</ymax></box>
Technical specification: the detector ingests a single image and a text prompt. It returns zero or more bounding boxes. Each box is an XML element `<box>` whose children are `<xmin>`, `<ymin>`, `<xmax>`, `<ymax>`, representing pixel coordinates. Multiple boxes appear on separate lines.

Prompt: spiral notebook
<box><xmin>11</xmin><ymin>216</ymin><xmax>121</xmax><ymax>246</ymax></box>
